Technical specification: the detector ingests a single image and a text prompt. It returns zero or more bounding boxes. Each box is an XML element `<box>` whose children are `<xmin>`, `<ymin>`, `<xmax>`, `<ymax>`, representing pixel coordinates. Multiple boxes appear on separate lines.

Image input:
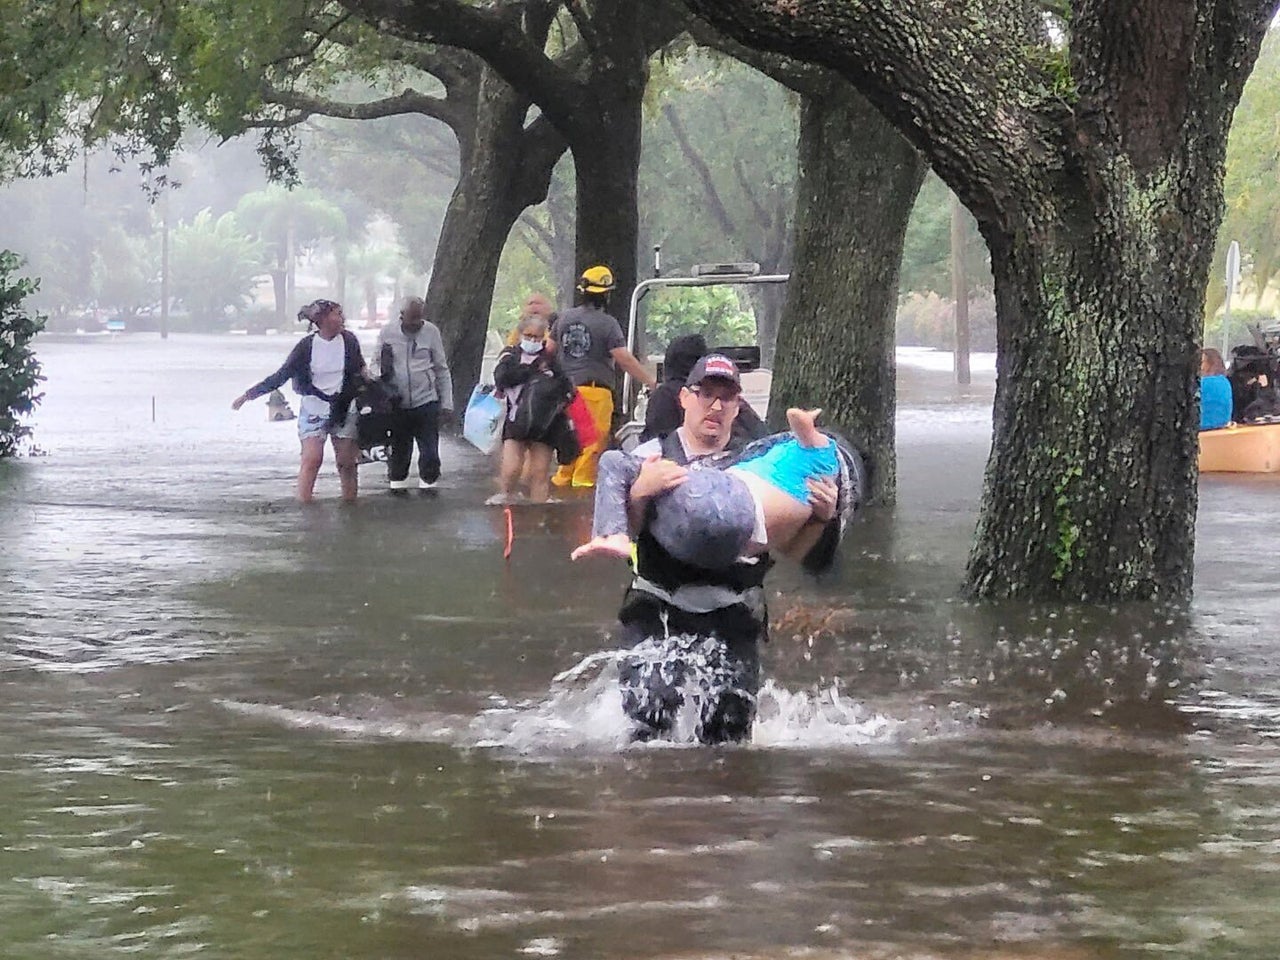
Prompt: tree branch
<box><xmin>731</xmin><ymin>154</ymin><xmax>771</xmax><ymax>235</ymax></box>
<box><xmin>511</xmin><ymin>113</ymin><xmax>569</xmax><ymax>208</ymax></box>
<box><xmin>661</xmin><ymin>102</ymin><xmax>739</xmax><ymax>240</ymax></box>
<box><xmin>262</xmin><ymin>85</ymin><xmax>460</xmax><ymax>129</ymax></box>
<box><xmin>336</xmin><ymin>0</ymin><xmax>583</xmax><ymax>131</ymax></box>
<box><xmin>518</xmin><ymin>211</ymin><xmax>556</xmax><ymax>267</ymax></box>
<box><xmin>562</xmin><ymin>0</ymin><xmax>602</xmax><ymax>52</ymax></box>
<box><xmin>684</xmin><ymin>17</ymin><xmax>824</xmax><ymax>96</ymax></box>
<box><xmin>682</xmin><ymin>0</ymin><xmax>1061</xmax><ymax>230</ymax></box>
<box><xmin>266</xmin><ymin>10</ymin><xmax>357</xmax><ymax>69</ymax></box>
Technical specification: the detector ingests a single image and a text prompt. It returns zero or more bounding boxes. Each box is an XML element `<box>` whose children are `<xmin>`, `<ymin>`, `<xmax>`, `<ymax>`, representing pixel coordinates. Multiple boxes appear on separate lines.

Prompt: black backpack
<box><xmin>510</xmin><ymin>373</ymin><xmax>571</xmax><ymax>441</ymax></box>
<box><xmin>355</xmin><ymin>379</ymin><xmax>400</xmax><ymax>456</ymax></box>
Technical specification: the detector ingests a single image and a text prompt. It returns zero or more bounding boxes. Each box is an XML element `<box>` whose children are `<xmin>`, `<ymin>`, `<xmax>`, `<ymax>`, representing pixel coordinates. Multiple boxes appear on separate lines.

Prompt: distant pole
<box><xmin>950</xmin><ymin>194</ymin><xmax>971</xmax><ymax>385</ymax></box>
<box><xmin>1223</xmin><ymin>239</ymin><xmax>1240</xmax><ymax>357</ymax></box>
<box><xmin>160</xmin><ymin>186</ymin><xmax>170</xmax><ymax>341</ymax></box>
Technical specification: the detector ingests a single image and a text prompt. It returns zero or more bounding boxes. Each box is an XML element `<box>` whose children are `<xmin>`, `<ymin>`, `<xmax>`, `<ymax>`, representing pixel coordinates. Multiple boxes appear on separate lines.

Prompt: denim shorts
<box><xmin>298</xmin><ymin>403</ymin><xmax>359</xmax><ymax>441</ymax></box>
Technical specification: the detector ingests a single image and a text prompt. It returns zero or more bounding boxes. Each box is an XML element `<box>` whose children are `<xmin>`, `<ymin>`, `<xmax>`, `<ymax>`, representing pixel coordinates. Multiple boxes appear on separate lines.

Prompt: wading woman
<box><xmin>232</xmin><ymin>299</ymin><xmax>367</xmax><ymax>503</ymax></box>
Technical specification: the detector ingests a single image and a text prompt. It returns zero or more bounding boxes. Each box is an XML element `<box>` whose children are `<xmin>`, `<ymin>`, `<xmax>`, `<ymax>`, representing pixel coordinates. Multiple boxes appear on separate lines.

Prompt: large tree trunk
<box><xmin>968</xmin><ymin>188</ymin><xmax>1215</xmax><ymax>599</ymax></box>
<box><xmin>426</xmin><ymin>185</ymin><xmax>524</xmax><ymax>408</ymax></box>
<box><xmin>767</xmin><ymin>81</ymin><xmax>925</xmax><ymax>506</ymax></box>
<box><xmin>572</xmin><ymin>127</ymin><xmax>642</xmax><ymax>346</ymax></box>
<box><xmin>683</xmin><ymin>0</ymin><xmax>1272</xmax><ymax>600</ymax></box>
<box><xmin>424</xmin><ymin>69</ymin><xmax>566</xmax><ymax>409</ymax></box>
<box><xmin>564</xmin><ymin>27</ymin><xmax>648</xmax><ymax>354</ymax></box>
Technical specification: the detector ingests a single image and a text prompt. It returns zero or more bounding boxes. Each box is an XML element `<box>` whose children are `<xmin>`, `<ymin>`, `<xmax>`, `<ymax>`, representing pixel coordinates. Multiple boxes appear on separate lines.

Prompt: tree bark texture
<box><xmin>685</xmin><ymin>0</ymin><xmax>1276</xmax><ymax>600</ymax></box>
<box><xmin>766</xmin><ymin>80</ymin><xmax>925</xmax><ymax>507</ymax></box>
<box><xmin>424</xmin><ymin>66</ymin><xmax>565</xmax><ymax>409</ymax></box>
<box><xmin>681</xmin><ymin>31</ymin><xmax>921</xmax><ymax>504</ymax></box>
<box><xmin>568</xmin><ymin>82</ymin><xmax>644</xmax><ymax>339</ymax></box>
<box><xmin>340</xmin><ymin>0</ymin><xmax>689</xmax><ymax>367</ymax></box>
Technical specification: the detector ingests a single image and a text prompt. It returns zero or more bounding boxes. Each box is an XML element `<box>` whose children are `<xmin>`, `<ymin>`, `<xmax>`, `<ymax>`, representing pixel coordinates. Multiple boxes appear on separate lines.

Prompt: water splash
<box><xmin>217</xmin><ymin>646</ymin><xmax>953</xmax><ymax>754</ymax></box>
<box><xmin>751</xmin><ymin>680</ymin><xmax>908</xmax><ymax>748</ymax></box>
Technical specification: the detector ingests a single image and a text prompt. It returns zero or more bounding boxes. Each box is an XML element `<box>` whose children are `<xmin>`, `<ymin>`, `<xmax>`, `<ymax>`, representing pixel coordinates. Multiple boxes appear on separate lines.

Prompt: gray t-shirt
<box><xmin>552</xmin><ymin>304</ymin><xmax>625</xmax><ymax>388</ymax></box>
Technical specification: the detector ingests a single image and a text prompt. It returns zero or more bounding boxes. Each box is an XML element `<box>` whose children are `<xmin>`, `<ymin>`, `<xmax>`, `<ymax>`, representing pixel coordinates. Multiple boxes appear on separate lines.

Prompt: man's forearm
<box><xmin>613</xmin><ymin>349</ymin><xmax>656</xmax><ymax>388</ymax></box>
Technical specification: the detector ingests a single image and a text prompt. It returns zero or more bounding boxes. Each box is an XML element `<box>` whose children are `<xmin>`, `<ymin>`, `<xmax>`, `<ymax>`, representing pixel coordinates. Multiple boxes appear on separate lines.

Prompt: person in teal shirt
<box><xmin>1200</xmin><ymin>348</ymin><xmax>1232</xmax><ymax>430</ymax></box>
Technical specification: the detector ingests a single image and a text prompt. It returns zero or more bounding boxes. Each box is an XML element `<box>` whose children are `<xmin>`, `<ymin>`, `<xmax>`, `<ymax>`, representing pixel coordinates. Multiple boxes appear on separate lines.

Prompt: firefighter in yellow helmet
<box><xmin>549</xmin><ymin>265</ymin><xmax>656</xmax><ymax>487</ymax></box>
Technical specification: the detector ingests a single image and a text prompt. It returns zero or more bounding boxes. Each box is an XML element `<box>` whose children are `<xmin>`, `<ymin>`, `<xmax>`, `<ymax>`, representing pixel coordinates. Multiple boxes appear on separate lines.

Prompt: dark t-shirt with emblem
<box><xmin>551</xmin><ymin>304</ymin><xmax>626</xmax><ymax>387</ymax></box>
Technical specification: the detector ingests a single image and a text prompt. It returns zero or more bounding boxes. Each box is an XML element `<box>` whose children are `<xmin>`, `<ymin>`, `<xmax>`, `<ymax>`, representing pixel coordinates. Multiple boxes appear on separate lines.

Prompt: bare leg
<box><xmin>519</xmin><ymin>452</ymin><xmax>540</xmax><ymax>495</ymax></box>
<box><xmin>786</xmin><ymin>408</ymin><xmax>826</xmax><ymax>448</ymax></box>
<box><xmin>332</xmin><ymin>437</ymin><xmax>360</xmax><ymax>502</ymax></box>
<box><xmin>297</xmin><ymin>437</ymin><xmax>326</xmax><ymax>503</ymax></box>
<box><xmin>497</xmin><ymin>440</ymin><xmax>525</xmax><ymax>498</ymax></box>
<box><xmin>526</xmin><ymin>443</ymin><xmax>554</xmax><ymax>502</ymax></box>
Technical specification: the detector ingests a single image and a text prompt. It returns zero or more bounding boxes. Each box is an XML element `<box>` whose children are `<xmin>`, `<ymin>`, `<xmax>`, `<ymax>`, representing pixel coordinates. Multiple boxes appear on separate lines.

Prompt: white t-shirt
<box><xmin>310</xmin><ymin>333</ymin><xmax>346</xmax><ymax>395</ymax></box>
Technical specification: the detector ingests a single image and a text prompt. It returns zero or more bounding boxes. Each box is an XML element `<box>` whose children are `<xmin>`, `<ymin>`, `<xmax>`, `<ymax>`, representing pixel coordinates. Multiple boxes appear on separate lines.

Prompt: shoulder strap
<box><xmin>658</xmin><ymin>430</ymin><xmax>687</xmax><ymax>464</ymax></box>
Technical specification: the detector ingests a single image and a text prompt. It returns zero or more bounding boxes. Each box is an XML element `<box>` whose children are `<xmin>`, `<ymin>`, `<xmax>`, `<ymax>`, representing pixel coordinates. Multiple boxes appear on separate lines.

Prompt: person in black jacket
<box><xmin>232</xmin><ymin>299</ymin><xmax>367</xmax><ymax>503</ymax></box>
<box><xmin>491</xmin><ymin>312</ymin><xmax>576</xmax><ymax>503</ymax></box>
<box><xmin>1228</xmin><ymin>344</ymin><xmax>1279</xmax><ymax>422</ymax></box>
<box><xmin>641</xmin><ymin>333</ymin><xmax>767</xmax><ymax>443</ymax></box>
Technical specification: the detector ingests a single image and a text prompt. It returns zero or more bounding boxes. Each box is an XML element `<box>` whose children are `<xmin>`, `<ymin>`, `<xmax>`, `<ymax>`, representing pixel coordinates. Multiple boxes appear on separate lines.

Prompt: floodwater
<box><xmin>1</xmin><ymin>333</ymin><xmax>1278</xmax><ymax>960</ymax></box>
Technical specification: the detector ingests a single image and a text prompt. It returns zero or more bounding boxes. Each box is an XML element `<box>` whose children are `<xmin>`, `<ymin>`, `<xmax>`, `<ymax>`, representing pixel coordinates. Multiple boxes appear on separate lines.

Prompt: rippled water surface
<box><xmin>2</xmin><ymin>334</ymin><xmax>1278</xmax><ymax>959</ymax></box>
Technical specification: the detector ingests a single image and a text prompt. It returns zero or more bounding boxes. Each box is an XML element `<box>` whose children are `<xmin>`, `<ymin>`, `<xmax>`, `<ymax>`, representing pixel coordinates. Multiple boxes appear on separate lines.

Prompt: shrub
<box><xmin>896</xmin><ymin>291</ymin><xmax>997</xmax><ymax>352</ymax></box>
<box><xmin>0</xmin><ymin>252</ymin><xmax>46</xmax><ymax>458</ymax></box>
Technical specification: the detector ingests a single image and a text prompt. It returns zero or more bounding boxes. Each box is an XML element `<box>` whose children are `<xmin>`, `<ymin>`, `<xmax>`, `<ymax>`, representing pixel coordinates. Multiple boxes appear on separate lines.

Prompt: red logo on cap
<box><xmin>704</xmin><ymin>357</ymin><xmax>736</xmax><ymax>377</ymax></box>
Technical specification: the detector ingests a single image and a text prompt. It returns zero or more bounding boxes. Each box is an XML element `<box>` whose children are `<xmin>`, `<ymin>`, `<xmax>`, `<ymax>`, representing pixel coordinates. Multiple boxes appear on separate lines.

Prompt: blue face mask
<box><xmin>520</xmin><ymin>337</ymin><xmax>544</xmax><ymax>354</ymax></box>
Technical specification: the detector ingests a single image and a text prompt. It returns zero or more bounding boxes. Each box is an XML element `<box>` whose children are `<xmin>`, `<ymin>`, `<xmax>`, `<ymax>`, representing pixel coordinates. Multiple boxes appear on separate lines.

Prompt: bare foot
<box><xmin>571</xmin><ymin>533</ymin><xmax>633</xmax><ymax>561</ymax></box>
<box><xmin>786</xmin><ymin>407</ymin><xmax>827</xmax><ymax>448</ymax></box>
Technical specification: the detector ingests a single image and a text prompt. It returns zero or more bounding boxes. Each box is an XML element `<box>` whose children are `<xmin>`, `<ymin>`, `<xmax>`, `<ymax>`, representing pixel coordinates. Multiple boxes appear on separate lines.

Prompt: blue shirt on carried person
<box><xmin>1201</xmin><ymin>374</ymin><xmax>1232</xmax><ymax>430</ymax></box>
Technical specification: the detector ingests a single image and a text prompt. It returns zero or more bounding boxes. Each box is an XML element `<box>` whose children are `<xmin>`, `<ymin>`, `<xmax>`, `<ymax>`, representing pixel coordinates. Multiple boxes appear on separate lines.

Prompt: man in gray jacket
<box><xmin>375</xmin><ymin>297</ymin><xmax>454</xmax><ymax>489</ymax></box>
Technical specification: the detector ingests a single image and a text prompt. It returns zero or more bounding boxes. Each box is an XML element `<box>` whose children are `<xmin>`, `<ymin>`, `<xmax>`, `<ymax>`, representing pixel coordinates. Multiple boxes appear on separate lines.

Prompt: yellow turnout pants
<box><xmin>552</xmin><ymin>384</ymin><xmax>614</xmax><ymax>488</ymax></box>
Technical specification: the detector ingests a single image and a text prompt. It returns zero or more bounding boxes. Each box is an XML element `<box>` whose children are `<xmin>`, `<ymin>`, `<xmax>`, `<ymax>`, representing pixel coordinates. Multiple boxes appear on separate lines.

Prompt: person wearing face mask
<box><xmin>491</xmin><ymin>311</ymin><xmax>577</xmax><ymax>503</ymax></box>
<box><xmin>374</xmin><ymin>296</ymin><xmax>455</xmax><ymax>490</ymax></box>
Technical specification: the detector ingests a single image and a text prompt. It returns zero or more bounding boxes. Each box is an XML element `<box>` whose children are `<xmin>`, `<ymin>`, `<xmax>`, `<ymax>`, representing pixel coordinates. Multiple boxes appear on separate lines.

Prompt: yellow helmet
<box><xmin>577</xmin><ymin>264</ymin><xmax>615</xmax><ymax>295</ymax></box>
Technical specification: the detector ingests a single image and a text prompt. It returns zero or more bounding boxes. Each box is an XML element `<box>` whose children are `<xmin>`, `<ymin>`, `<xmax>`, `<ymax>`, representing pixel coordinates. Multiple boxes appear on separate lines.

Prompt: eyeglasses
<box><xmin>688</xmin><ymin>386</ymin><xmax>740</xmax><ymax>408</ymax></box>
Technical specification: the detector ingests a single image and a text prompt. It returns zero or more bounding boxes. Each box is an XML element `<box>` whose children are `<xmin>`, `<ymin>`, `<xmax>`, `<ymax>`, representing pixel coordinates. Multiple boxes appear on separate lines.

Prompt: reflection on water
<box><xmin>2</xmin><ymin>335</ymin><xmax>1280</xmax><ymax>958</ymax></box>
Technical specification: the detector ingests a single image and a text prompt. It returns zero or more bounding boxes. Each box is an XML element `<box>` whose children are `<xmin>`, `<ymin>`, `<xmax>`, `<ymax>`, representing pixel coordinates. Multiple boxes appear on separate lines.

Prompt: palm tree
<box><xmin>345</xmin><ymin>244</ymin><xmax>408</xmax><ymax>328</ymax></box>
<box><xmin>235</xmin><ymin>185</ymin><xmax>347</xmax><ymax>325</ymax></box>
<box><xmin>168</xmin><ymin>210</ymin><xmax>264</xmax><ymax>328</ymax></box>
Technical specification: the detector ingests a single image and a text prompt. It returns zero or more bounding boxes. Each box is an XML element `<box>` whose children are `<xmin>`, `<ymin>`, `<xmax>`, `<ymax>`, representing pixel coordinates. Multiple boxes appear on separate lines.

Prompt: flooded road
<box><xmin>2</xmin><ymin>334</ymin><xmax>1278</xmax><ymax>959</ymax></box>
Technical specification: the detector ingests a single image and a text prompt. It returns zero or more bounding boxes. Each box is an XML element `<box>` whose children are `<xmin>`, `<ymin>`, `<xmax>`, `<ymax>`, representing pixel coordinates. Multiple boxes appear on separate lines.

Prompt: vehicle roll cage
<box><xmin>621</xmin><ymin>261</ymin><xmax>789</xmax><ymax>417</ymax></box>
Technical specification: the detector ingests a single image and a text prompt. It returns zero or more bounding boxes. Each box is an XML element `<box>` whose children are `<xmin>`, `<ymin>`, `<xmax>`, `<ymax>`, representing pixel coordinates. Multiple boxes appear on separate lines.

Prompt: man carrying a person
<box><xmin>603</xmin><ymin>354</ymin><xmax>862</xmax><ymax>744</ymax></box>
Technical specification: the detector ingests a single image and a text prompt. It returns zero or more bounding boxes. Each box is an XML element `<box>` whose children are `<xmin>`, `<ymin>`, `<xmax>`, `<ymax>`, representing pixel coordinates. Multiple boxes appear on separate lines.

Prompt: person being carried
<box><xmin>574</xmin><ymin>402</ymin><xmax>839</xmax><ymax>571</ymax></box>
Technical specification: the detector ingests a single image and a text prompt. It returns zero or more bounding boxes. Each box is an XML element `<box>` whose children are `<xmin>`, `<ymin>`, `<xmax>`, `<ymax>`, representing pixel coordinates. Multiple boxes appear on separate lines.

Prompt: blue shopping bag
<box><xmin>462</xmin><ymin>383</ymin><xmax>505</xmax><ymax>454</ymax></box>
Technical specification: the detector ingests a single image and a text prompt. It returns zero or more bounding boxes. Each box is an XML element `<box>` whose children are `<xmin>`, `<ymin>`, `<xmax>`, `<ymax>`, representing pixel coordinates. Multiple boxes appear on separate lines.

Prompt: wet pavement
<box><xmin>1</xmin><ymin>333</ymin><xmax>1278</xmax><ymax>959</ymax></box>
